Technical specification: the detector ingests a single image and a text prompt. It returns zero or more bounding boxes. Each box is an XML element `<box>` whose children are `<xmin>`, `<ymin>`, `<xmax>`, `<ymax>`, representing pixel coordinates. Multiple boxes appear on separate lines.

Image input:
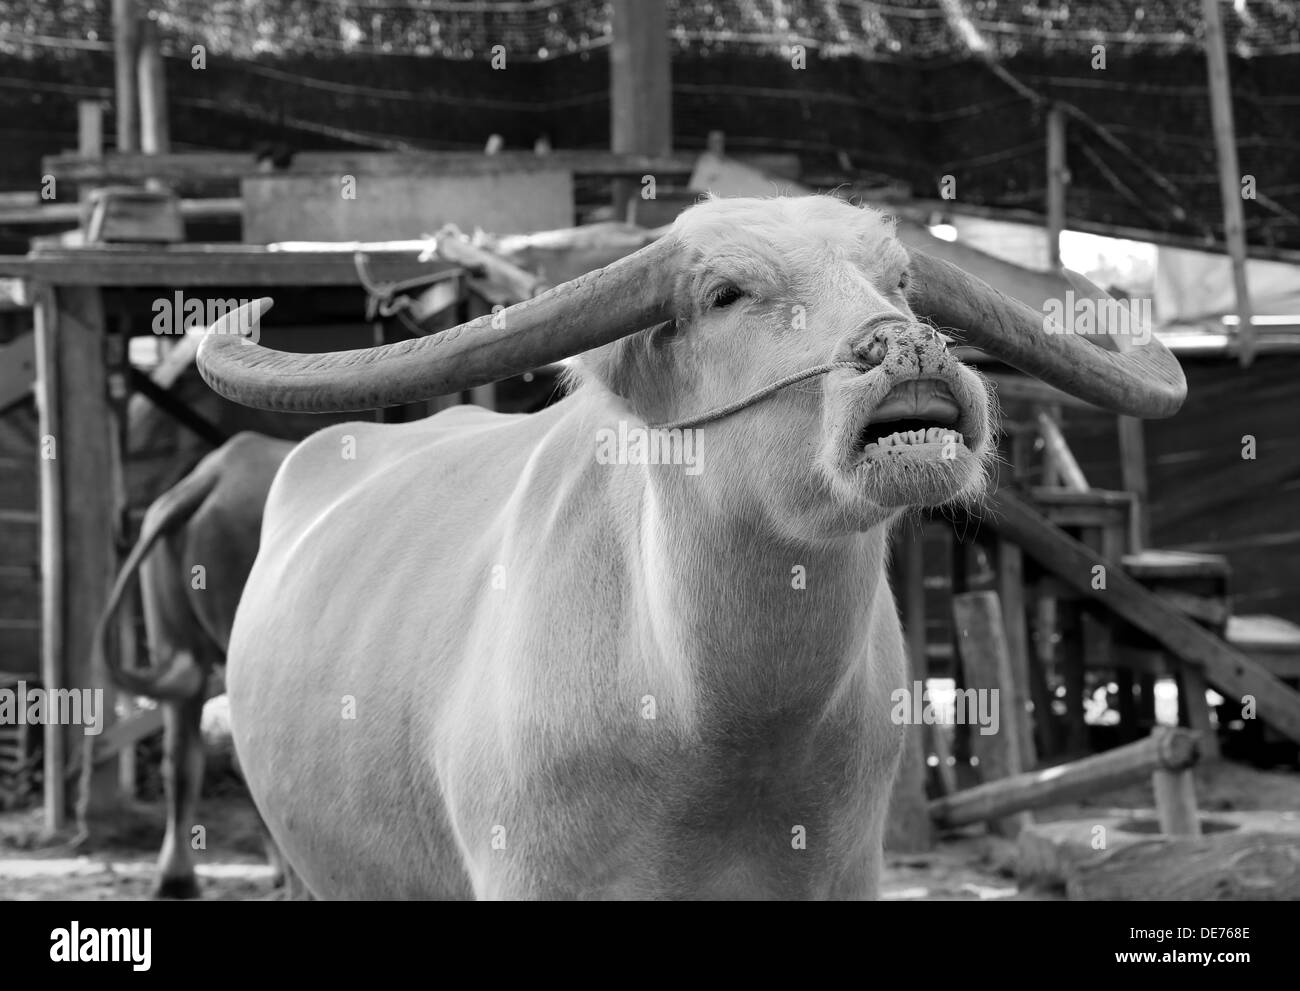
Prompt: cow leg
<box><xmin>154</xmin><ymin>686</ymin><xmax>206</xmax><ymax>899</ymax></box>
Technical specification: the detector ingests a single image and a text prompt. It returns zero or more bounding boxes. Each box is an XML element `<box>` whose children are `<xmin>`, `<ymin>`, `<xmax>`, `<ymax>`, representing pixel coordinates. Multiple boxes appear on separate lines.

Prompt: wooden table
<box><xmin>0</xmin><ymin>241</ymin><xmax>453</xmax><ymax>832</ymax></box>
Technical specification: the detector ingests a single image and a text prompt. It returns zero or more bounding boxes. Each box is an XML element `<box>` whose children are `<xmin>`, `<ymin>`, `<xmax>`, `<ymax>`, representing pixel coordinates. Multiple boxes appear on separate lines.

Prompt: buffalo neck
<box><xmin>639</xmin><ymin>464</ymin><xmax>892</xmax><ymax>717</ymax></box>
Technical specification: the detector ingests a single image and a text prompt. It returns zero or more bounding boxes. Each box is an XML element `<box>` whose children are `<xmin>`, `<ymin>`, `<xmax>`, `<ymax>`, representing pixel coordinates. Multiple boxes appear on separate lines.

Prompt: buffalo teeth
<box><xmin>862</xmin><ymin>426</ymin><xmax>964</xmax><ymax>455</ymax></box>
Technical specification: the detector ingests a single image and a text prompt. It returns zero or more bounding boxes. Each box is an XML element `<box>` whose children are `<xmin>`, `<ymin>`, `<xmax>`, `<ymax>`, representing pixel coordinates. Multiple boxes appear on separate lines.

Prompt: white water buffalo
<box><xmin>95</xmin><ymin>432</ymin><xmax>293</xmax><ymax>898</ymax></box>
<box><xmin>197</xmin><ymin>195</ymin><xmax>1184</xmax><ymax>899</ymax></box>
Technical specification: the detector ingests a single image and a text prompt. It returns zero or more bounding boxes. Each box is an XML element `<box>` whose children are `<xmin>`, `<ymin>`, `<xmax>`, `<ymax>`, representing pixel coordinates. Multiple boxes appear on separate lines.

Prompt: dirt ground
<box><xmin>1</xmin><ymin>760</ymin><xmax>1296</xmax><ymax>901</ymax></box>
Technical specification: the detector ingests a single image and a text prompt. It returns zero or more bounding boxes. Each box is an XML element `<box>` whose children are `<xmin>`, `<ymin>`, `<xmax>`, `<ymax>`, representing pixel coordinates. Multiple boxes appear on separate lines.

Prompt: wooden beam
<box><xmin>1035</xmin><ymin>408</ymin><xmax>1089</xmax><ymax>491</ymax></box>
<box><xmin>42</xmin><ymin>151</ymin><xmax>698</xmax><ymax>185</ymax></box>
<box><xmin>610</xmin><ymin>0</ymin><xmax>671</xmax><ymax>216</ymax></box>
<box><xmin>986</xmin><ymin>489</ymin><xmax>1300</xmax><ymax>745</ymax></box>
<box><xmin>136</xmin><ymin>16</ymin><xmax>170</xmax><ymax>156</ymax></box>
<box><xmin>1116</xmin><ymin>416</ymin><xmax>1150</xmax><ymax>550</ymax></box>
<box><xmin>1046</xmin><ymin>105</ymin><xmax>1067</xmax><ymax>270</ymax></box>
<box><xmin>888</xmin><ymin>197</ymin><xmax>1300</xmax><ymax>266</ymax></box>
<box><xmin>111</xmin><ymin>0</ymin><xmax>139</xmax><ymax>153</ymax></box>
<box><xmin>952</xmin><ymin>591</ymin><xmax>1031</xmax><ymax>837</ymax></box>
<box><xmin>0</xmin><ymin>246</ymin><xmax>451</xmax><ymax>287</ymax></box>
<box><xmin>0</xmin><ymin>197</ymin><xmax>243</xmax><ymax>226</ymax></box>
<box><xmin>930</xmin><ymin>727</ymin><xmax>1198</xmax><ymax>827</ymax></box>
<box><xmin>1201</xmin><ymin>0</ymin><xmax>1254</xmax><ymax>365</ymax></box>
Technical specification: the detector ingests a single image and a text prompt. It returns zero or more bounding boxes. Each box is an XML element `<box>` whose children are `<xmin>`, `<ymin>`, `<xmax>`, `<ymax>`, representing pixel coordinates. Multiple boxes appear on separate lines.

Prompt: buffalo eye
<box><xmin>897</xmin><ymin>272</ymin><xmax>911</xmax><ymax>292</ymax></box>
<box><xmin>711</xmin><ymin>284</ymin><xmax>745</xmax><ymax>309</ymax></box>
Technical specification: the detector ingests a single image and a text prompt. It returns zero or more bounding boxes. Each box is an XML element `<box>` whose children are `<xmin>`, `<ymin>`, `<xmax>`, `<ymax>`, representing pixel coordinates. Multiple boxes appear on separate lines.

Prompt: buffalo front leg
<box><xmin>154</xmin><ymin>689</ymin><xmax>206</xmax><ymax>899</ymax></box>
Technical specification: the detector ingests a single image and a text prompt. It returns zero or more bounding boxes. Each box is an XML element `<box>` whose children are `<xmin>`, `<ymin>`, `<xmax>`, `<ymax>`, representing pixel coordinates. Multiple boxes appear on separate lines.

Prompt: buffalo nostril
<box><xmin>855</xmin><ymin>332</ymin><xmax>889</xmax><ymax>367</ymax></box>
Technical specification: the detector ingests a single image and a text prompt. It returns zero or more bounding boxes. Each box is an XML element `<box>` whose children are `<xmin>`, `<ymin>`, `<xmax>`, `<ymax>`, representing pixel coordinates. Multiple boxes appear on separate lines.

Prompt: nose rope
<box><xmin>649</xmin><ymin>361</ymin><xmax>867</xmax><ymax>432</ymax></box>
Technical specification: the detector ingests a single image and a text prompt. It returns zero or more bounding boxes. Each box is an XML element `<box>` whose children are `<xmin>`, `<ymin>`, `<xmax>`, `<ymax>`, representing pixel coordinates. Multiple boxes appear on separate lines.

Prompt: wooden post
<box><xmin>1117</xmin><ymin>416</ymin><xmax>1150</xmax><ymax>550</ymax></box>
<box><xmin>1153</xmin><ymin>765</ymin><xmax>1202</xmax><ymax>836</ymax></box>
<box><xmin>887</xmin><ymin>527</ymin><xmax>935</xmax><ymax>851</ymax></box>
<box><xmin>610</xmin><ymin>0</ymin><xmax>671</xmax><ymax>218</ymax></box>
<box><xmin>111</xmin><ymin>0</ymin><xmax>139</xmax><ymax>153</ymax></box>
<box><xmin>137</xmin><ymin>16</ymin><xmax>170</xmax><ymax>156</ymax></box>
<box><xmin>32</xmin><ymin>287</ymin><xmax>66</xmax><ymax>834</ymax></box>
<box><xmin>39</xmin><ymin>288</ymin><xmax>123</xmax><ymax>829</ymax></box>
<box><xmin>78</xmin><ymin>102</ymin><xmax>104</xmax><ymax>159</ymax></box>
<box><xmin>1046</xmin><ymin>105</ymin><xmax>1067</xmax><ymax>271</ymax></box>
<box><xmin>1201</xmin><ymin>0</ymin><xmax>1254</xmax><ymax>365</ymax></box>
<box><xmin>995</xmin><ymin>538</ymin><xmax>1037</xmax><ymax>769</ymax></box>
<box><xmin>910</xmin><ymin>527</ymin><xmax>956</xmax><ymax>797</ymax></box>
<box><xmin>952</xmin><ymin>591</ymin><xmax>1031</xmax><ymax>837</ymax></box>
<box><xmin>1180</xmin><ymin>668</ymin><xmax>1220</xmax><ymax>759</ymax></box>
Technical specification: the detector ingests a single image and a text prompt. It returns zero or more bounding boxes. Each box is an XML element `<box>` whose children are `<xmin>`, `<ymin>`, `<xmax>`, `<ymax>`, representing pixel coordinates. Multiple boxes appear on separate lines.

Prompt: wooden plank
<box><xmin>952</xmin><ymin>591</ymin><xmax>1031</xmax><ymax>837</ymax></box>
<box><xmin>0</xmin><ymin>198</ymin><xmax>242</xmax><ymax>227</ymax></box>
<box><xmin>930</xmin><ymin>727</ymin><xmax>1198</xmax><ymax>827</ymax></box>
<box><xmin>0</xmin><ymin>247</ymin><xmax>452</xmax><ymax>288</ymax></box>
<box><xmin>1201</xmin><ymin>0</ymin><xmax>1255</xmax><ymax>365</ymax></box>
<box><xmin>42</xmin><ymin>150</ymin><xmax>698</xmax><ymax>185</ymax></box>
<box><xmin>1121</xmin><ymin>549</ymin><xmax>1230</xmax><ymax>580</ymax></box>
<box><xmin>987</xmin><ymin>488</ymin><xmax>1300</xmax><ymax>744</ymax></box>
<box><xmin>1030</xmin><ymin>488</ymin><xmax>1139</xmax><ymax>509</ymax></box>
<box><xmin>1227</xmin><ymin>614</ymin><xmax>1300</xmax><ymax>649</ymax></box>
<box><xmin>1034</xmin><ymin>501</ymin><xmax>1130</xmax><ymax>530</ymax></box>
<box><xmin>241</xmin><ymin>171</ymin><xmax>575</xmax><ymax>242</ymax></box>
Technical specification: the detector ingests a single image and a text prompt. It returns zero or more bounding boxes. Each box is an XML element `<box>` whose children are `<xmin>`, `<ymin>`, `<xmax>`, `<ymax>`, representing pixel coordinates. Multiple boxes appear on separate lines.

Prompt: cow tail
<box><xmin>94</xmin><ymin>456</ymin><xmax>224</xmax><ymax>701</ymax></box>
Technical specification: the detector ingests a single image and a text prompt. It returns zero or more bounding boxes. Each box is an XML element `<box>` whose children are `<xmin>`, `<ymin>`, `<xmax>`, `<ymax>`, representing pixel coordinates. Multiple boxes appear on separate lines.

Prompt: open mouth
<box><xmin>854</xmin><ymin>379</ymin><xmax>967</xmax><ymax>458</ymax></box>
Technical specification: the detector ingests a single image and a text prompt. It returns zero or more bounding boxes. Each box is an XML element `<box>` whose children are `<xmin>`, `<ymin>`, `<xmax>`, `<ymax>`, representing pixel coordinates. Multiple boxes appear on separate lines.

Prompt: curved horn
<box><xmin>907</xmin><ymin>251</ymin><xmax>1186</xmax><ymax>418</ymax></box>
<box><xmin>197</xmin><ymin>235</ymin><xmax>679</xmax><ymax>412</ymax></box>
